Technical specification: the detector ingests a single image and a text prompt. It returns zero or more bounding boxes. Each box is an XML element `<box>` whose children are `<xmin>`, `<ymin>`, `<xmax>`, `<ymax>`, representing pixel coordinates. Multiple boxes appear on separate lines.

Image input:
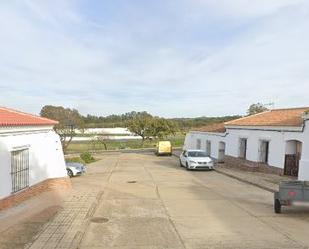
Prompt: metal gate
<box><xmin>284</xmin><ymin>154</ymin><xmax>300</xmax><ymax>177</ymax></box>
<box><xmin>11</xmin><ymin>149</ymin><xmax>30</xmax><ymax>193</ymax></box>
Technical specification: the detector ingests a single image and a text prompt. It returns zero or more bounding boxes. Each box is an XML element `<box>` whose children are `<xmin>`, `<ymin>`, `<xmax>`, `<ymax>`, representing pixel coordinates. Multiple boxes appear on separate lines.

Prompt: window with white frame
<box><xmin>11</xmin><ymin>149</ymin><xmax>29</xmax><ymax>193</ymax></box>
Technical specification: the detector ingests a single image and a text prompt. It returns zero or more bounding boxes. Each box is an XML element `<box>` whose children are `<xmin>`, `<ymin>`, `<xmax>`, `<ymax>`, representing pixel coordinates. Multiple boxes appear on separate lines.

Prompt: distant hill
<box><xmin>169</xmin><ymin>116</ymin><xmax>241</xmax><ymax>131</ymax></box>
<box><xmin>82</xmin><ymin>111</ymin><xmax>241</xmax><ymax>130</ymax></box>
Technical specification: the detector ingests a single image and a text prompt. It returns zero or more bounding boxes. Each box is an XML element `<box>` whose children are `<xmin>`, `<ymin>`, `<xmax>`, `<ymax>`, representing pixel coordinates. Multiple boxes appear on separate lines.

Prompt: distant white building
<box><xmin>73</xmin><ymin>127</ymin><xmax>142</xmax><ymax>141</ymax></box>
<box><xmin>184</xmin><ymin>107</ymin><xmax>309</xmax><ymax>180</ymax></box>
<box><xmin>0</xmin><ymin>107</ymin><xmax>70</xmax><ymax>210</ymax></box>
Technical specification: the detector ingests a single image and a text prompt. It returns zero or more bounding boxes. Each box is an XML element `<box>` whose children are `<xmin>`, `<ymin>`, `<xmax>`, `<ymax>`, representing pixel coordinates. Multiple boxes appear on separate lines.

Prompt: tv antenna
<box><xmin>264</xmin><ymin>102</ymin><xmax>275</xmax><ymax>110</ymax></box>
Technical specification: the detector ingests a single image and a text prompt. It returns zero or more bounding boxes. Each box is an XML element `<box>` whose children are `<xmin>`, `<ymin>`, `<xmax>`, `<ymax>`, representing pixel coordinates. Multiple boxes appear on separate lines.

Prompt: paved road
<box><xmin>30</xmin><ymin>153</ymin><xmax>309</xmax><ymax>249</ymax></box>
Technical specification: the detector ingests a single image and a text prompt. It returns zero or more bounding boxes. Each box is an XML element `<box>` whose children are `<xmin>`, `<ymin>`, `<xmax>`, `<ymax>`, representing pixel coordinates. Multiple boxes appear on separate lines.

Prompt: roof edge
<box><xmin>224</xmin><ymin>110</ymin><xmax>271</xmax><ymax>125</ymax></box>
<box><xmin>0</xmin><ymin>106</ymin><xmax>59</xmax><ymax>126</ymax></box>
<box><xmin>224</xmin><ymin>107</ymin><xmax>309</xmax><ymax>127</ymax></box>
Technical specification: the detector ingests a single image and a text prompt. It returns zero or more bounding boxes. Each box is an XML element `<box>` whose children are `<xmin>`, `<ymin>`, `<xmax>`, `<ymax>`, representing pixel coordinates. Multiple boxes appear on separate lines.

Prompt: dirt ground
<box><xmin>0</xmin><ymin>190</ymin><xmax>67</xmax><ymax>249</ymax></box>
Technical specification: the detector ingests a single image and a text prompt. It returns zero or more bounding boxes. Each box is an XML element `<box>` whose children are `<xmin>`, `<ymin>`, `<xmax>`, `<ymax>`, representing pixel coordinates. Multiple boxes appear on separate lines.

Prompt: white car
<box><xmin>66</xmin><ymin>162</ymin><xmax>86</xmax><ymax>177</ymax></box>
<box><xmin>179</xmin><ymin>150</ymin><xmax>214</xmax><ymax>170</ymax></box>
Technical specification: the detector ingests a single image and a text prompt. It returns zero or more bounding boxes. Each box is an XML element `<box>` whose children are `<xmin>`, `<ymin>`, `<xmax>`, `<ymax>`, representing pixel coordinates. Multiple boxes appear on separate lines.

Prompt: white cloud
<box><xmin>0</xmin><ymin>1</ymin><xmax>308</xmax><ymax>117</ymax></box>
<box><xmin>187</xmin><ymin>0</ymin><xmax>307</xmax><ymax>18</ymax></box>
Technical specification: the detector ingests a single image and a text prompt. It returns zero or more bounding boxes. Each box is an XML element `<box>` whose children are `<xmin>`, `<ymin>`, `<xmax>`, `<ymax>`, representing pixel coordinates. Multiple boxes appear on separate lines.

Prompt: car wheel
<box><xmin>274</xmin><ymin>199</ymin><xmax>281</xmax><ymax>214</ymax></box>
<box><xmin>67</xmin><ymin>169</ymin><xmax>73</xmax><ymax>178</ymax></box>
<box><xmin>186</xmin><ymin>162</ymin><xmax>190</xmax><ymax>170</ymax></box>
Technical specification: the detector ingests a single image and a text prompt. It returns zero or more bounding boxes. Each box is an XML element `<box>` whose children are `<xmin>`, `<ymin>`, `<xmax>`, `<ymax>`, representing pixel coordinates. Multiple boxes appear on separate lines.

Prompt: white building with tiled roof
<box><xmin>184</xmin><ymin>107</ymin><xmax>309</xmax><ymax>180</ymax></box>
<box><xmin>0</xmin><ymin>107</ymin><xmax>70</xmax><ymax>210</ymax></box>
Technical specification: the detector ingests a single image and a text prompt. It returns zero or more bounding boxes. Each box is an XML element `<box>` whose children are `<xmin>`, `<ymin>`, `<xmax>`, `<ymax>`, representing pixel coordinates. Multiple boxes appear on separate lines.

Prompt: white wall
<box><xmin>185</xmin><ymin>122</ymin><xmax>309</xmax><ymax>180</ymax></box>
<box><xmin>299</xmin><ymin>119</ymin><xmax>309</xmax><ymax>180</ymax></box>
<box><xmin>225</xmin><ymin>129</ymin><xmax>285</xmax><ymax>168</ymax></box>
<box><xmin>184</xmin><ymin>132</ymin><xmax>227</xmax><ymax>159</ymax></box>
<box><xmin>0</xmin><ymin>128</ymin><xmax>67</xmax><ymax>199</ymax></box>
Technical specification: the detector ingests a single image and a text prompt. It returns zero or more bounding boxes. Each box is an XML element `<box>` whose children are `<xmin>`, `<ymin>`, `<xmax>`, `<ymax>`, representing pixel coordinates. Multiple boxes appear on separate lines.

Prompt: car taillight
<box><xmin>288</xmin><ymin>191</ymin><xmax>296</xmax><ymax>197</ymax></box>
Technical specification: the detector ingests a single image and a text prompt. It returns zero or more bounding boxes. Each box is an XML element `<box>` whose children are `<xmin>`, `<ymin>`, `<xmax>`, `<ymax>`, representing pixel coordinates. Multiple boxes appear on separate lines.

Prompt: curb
<box><xmin>214</xmin><ymin>168</ymin><xmax>276</xmax><ymax>193</ymax></box>
<box><xmin>172</xmin><ymin>152</ymin><xmax>276</xmax><ymax>193</ymax></box>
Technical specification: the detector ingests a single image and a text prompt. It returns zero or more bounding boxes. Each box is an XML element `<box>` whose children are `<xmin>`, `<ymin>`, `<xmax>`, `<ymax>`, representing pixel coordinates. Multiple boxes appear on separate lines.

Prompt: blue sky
<box><xmin>0</xmin><ymin>0</ymin><xmax>308</xmax><ymax>117</ymax></box>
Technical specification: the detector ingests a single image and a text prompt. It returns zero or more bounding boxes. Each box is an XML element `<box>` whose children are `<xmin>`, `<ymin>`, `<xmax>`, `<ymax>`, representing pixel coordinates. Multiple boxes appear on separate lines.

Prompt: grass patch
<box><xmin>80</xmin><ymin>152</ymin><xmax>96</xmax><ymax>163</ymax></box>
<box><xmin>66</xmin><ymin>152</ymin><xmax>96</xmax><ymax>164</ymax></box>
<box><xmin>66</xmin><ymin>135</ymin><xmax>185</xmax><ymax>153</ymax></box>
<box><xmin>65</xmin><ymin>157</ymin><xmax>86</xmax><ymax>164</ymax></box>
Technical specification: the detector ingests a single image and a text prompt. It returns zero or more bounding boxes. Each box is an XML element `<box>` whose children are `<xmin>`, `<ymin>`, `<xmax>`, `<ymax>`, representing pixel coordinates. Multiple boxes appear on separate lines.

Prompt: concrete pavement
<box><xmin>27</xmin><ymin>153</ymin><xmax>309</xmax><ymax>249</ymax></box>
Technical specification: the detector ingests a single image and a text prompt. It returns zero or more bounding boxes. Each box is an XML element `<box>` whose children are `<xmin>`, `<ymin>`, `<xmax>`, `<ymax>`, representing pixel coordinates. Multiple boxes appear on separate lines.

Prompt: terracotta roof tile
<box><xmin>0</xmin><ymin>107</ymin><xmax>58</xmax><ymax>127</ymax></box>
<box><xmin>193</xmin><ymin>123</ymin><xmax>226</xmax><ymax>133</ymax></box>
<box><xmin>225</xmin><ymin>107</ymin><xmax>309</xmax><ymax>127</ymax></box>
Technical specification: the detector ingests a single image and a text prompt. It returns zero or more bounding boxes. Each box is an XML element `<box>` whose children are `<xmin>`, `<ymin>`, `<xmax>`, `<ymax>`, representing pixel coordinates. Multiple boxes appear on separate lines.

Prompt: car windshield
<box><xmin>188</xmin><ymin>151</ymin><xmax>208</xmax><ymax>157</ymax></box>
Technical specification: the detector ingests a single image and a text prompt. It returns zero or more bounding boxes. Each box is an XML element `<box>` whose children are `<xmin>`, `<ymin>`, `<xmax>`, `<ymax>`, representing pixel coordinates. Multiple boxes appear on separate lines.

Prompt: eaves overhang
<box><xmin>224</xmin><ymin>125</ymin><xmax>304</xmax><ymax>132</ymax></box>
<box><xmin>0</xmin><ymin>125</ymin><xmax>54</xmax><ymax>136</ymax></box>
<box><xmin>190</xmin><ymin>131</ymin><xmax>228</xmax><ymax>137</ymax></box>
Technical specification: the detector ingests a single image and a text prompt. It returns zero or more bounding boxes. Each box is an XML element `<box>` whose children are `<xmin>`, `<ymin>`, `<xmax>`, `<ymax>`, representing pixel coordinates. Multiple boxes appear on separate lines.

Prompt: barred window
<box><xmin>11</xmin><ymin>149</ymin><xmax>29</xmax><ymax>193</ymax></box>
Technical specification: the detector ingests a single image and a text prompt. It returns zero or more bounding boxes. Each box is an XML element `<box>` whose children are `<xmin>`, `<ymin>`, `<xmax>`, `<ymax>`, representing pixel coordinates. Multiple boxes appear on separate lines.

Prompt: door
<box><xmin>196</xmin><ymin>139</ymin><xmax>201</xmax><ymax>150</ymax></box>
<box><xmin>239</xmin><ymin>138</ymin><xmax>247</xmax><ymax>159</ymax></box>
<box><xmin>206</xmin><ymin>141</ymin><xmax>211</xmax><ymax>156</ymax></box>
<box><xmin>284</xmin><ymin>155</ymin><xmax>299</xmax><ymax>177</ymax></box>
<box><xmin>218</xmin><ymin>142</ymin><xmax>225</xmax><ymax>163</ymax></box>
<box><xmin>284</xmin><ymin>140</ymin><xmax>302</xmax><ymax>177</ymax></box>
<box><xmin>259</xmin><ymin>141</ymin><xmax>269</xmax><ymax>164</ymax></box>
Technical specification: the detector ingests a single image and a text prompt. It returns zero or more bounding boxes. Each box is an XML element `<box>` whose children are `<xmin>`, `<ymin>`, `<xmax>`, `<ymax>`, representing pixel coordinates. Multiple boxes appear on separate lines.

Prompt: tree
<box><xmin>40</xmin><ymin>105</ymin><xmax>84</xmax><ymax>151</ymax></box>
<box><xmin>91</xmin><ymin>137</ymin><xmax>108</xmax><ymax>151</ymax></box>
<box><xmin>125</xmin><ymin>112</ymin><xmax>153</xmax><ymax>144</ymax></box>
<box><xmin>126</xmin><ymin>112</ymin><xmax>178</xmax><ymax>144</ymax></box>
<box><xmin>149</xmin><ymin>118</ymin><xmax>178</xmax><ymax>139</ymax></box>
<box><xmin>247</xmin><ymin>103</ymin><xmax>269</xmax><ymax>116</ymax></box>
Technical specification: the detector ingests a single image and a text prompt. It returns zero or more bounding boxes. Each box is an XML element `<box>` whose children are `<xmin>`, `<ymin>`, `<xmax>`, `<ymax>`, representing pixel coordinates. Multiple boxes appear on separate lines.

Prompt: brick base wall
<box><xmin>0</xmin><ymin>177</ymin><xmax>72</xmax><ymax>211</ymax></box>
<box><xmin>222</xmin><ymin>155</ymin><xmax>283</xmax><ymax>175</ymax></box>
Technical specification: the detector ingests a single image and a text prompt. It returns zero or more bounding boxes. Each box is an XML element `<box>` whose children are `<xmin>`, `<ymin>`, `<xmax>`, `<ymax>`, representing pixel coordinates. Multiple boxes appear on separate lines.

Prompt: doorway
<box><xmin>218</xmin><ymin>142</ymin><xmax>226</xmax><ymax>163</ymax></box>
<box><xmin>284</xmin><ymin>140</ymin><xmax>302</xmax><ymax>177</ymax></box>
<box><xmin>259</xmin><ymin>140</ymin><xmax>269</xmax><ymax>164</ymax></box>
<box><xmin>206</xmin><ymin>140</ymin><xmax>211</xmax><ymax>156</ymax></box>
<box><xmin>196</xmin><ymin>139</ymin><xmax>201</xmax><ymax>150</ymax></box>
<box><xmin>239</xmin><ymin>138</ymin><xmax>247</xmax><ymax>159</ymax></box>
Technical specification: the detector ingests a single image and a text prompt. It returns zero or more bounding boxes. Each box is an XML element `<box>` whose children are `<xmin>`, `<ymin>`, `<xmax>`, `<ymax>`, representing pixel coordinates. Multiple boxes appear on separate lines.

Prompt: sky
<box><xmin>0</xmin><ymin>0</ymin><xmax>308</xmax><ymax>118</ymax></box>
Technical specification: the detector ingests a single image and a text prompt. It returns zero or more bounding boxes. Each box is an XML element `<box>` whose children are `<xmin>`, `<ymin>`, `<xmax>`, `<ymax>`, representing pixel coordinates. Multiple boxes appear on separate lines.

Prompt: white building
<box><xmin>0</xmin><ymin>107</ymin><xmax>70</xmax><ymax>210</ymax></box>
<box><xmin>184</xmin><ymin>107</ymin><xmax>309</xmax><ymax>180</ymax></box>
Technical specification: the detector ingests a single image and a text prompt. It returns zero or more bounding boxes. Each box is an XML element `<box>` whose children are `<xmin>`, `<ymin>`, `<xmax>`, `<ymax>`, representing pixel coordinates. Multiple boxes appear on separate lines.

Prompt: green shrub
<box><xmin>80</xmin><ymin>152</ymin><xmax>95</xmax><ymax>164</ymax></box>
<box><xmin>66</xmin><ymin>157</ymin><xmax>86</xmax><ymax>164</ymax></box>
<box><xmin>119</xmin><ymin>144</ymin><xmax>127</xmax><ymax>149</ymax></box>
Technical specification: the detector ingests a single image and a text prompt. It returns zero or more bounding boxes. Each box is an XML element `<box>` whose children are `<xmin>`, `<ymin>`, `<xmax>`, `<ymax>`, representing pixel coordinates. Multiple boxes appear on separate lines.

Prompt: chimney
<box><xmin>302</xmin><ymin>110</ymin><xmax>309</xmax><ymax>121</ymax></box>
